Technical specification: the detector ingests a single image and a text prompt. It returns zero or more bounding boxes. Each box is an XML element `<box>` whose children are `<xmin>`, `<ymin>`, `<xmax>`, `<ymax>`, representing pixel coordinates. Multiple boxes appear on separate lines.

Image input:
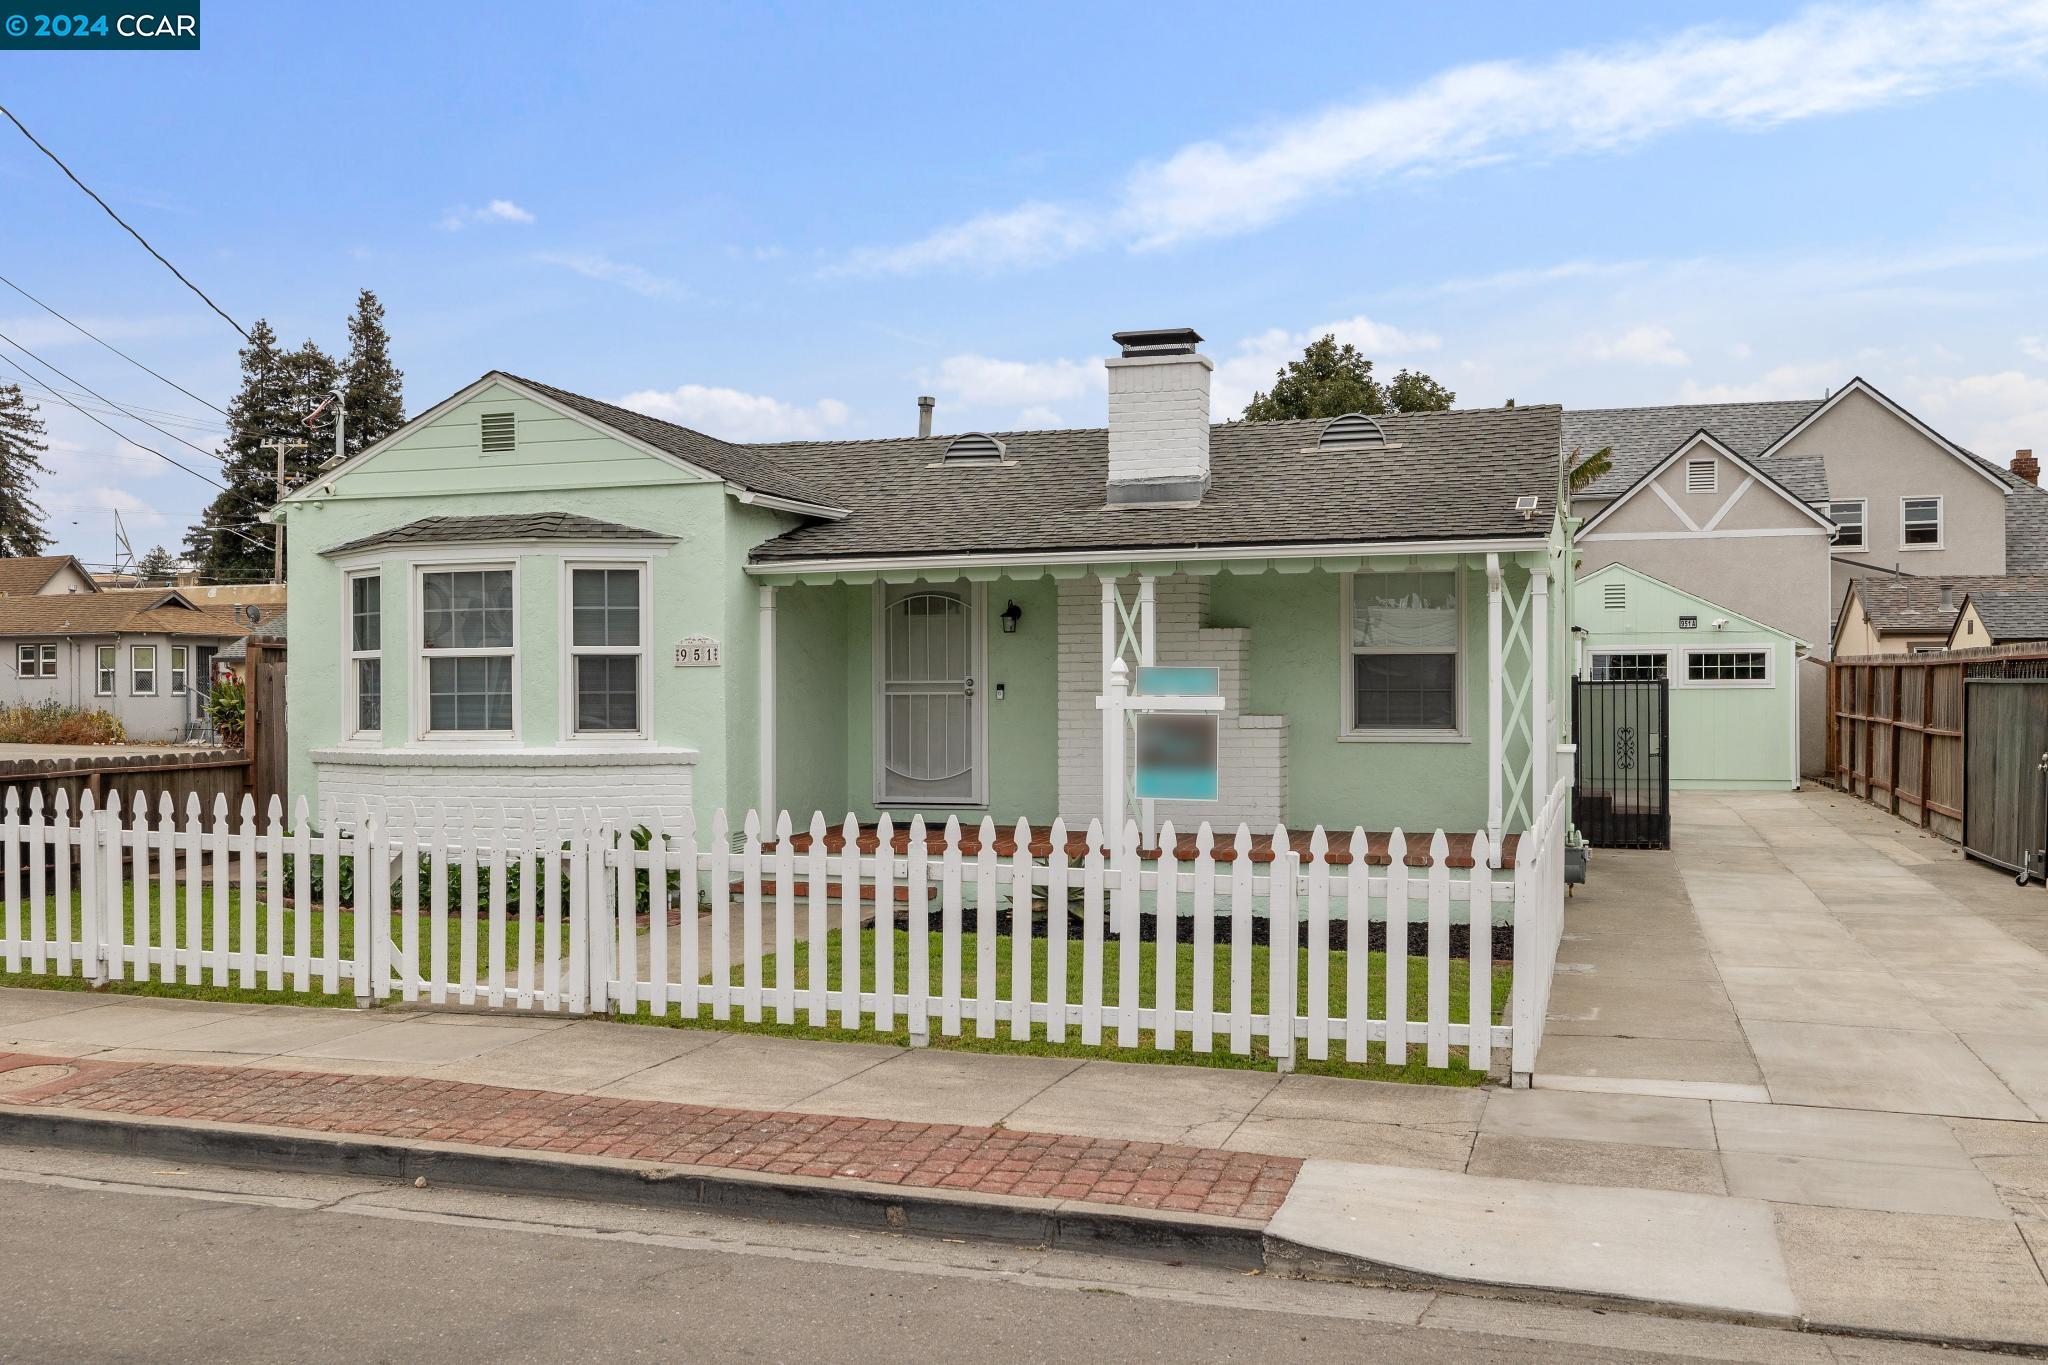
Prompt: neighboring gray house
<box><xmin>0</xmin><ymin>581</ymin><xmax>243</xmax><ymax>740</ymax></box>
<box><xmin>1567</xmin><ymin>378</ymin><xmax>2048</xmax><ymax>775</ymax></box>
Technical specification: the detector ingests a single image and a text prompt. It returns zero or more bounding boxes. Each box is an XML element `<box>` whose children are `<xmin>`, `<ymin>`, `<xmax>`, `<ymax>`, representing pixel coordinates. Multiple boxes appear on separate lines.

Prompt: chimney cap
<box><xmin>1112</xmin><ymin>327</ymin><xmax>1203</xmax><ymax>358</ymax></box>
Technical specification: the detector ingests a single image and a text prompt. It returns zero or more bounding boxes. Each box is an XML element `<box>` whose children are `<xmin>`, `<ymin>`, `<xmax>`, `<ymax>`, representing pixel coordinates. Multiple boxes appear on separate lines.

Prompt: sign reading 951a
<box><xmin>2</xmin><ymin>5</ymin><xmax>199</xmax><ymax>48</ymax></box>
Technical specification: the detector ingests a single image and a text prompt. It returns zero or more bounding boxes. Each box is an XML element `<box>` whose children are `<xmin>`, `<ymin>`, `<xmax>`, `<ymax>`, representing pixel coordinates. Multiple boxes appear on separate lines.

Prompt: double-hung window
<box><xmin>15</xmin><ymin>643</ymin><xmax>55</xmax><ymax>679</ymax></box>
<box><xmin>1902</xmin><ymin>497</ymin><xmax>1942</xmax><ymax>548</ymax></box>
<box><xmin>567</xmin><ymin>565</ymin><xmax>645</xmax><ymax>736</ymax></box>
<box><xmin>1345</xmin><ymin>569</ymin><xmax>1461</xmax><ymax>734</ymax></box>
<box><xmin>130</xmin><ymin>644</ymin><xmax>157</xmax><ymax>696</ymax></box>
<box><xmin>170</xmin><ymin>646</ymin><xmax>189</xmax><ymax>695</ymax></box>
<box><xmin>347</xmin><ymin>572</ymin><xmax>382</xmax><ymax>736</ymax></box>
<box><xmin>1826</xmin><ymin>499</ymin><xmax>1866</xmax><ymax>549</ymax></box>
<box><xmin>419</xmin><ymin>567</ymin><xmax>515</xmax><ymax>735</ymax></box>
<box><xmin>95</xmin><ymin>646</ymin><xmax>115</xmax><ymax>696</ymax></box>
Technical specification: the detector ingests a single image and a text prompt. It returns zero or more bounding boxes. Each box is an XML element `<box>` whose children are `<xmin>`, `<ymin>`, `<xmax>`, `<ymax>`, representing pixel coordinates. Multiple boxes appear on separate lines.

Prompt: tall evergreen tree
<box><xmin>341</xmin><ymin>288</ymin><xmax>405</xmax><ymax>460</ymax></box>
<box><xmin>186</xmin><ymin>322</ymin><xmax>340</xmax><ymax>580</ymax></box>
<box><xmin>0</xmin><ymin>383</ymin><xmax>53</xmax><ymax>557</ymax></box>
<box><xmin>1242</xmin><ymin>335</ymin><xmax>1457</xmax><ymax>421</ymax></box>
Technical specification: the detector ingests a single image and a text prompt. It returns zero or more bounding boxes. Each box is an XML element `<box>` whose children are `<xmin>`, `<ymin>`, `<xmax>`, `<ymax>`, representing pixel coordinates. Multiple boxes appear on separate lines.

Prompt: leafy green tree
<box><xmin>134</xmin><ymin>544</ymin><xmax>178</xmax><ymax>582</ymax></box>
<box><xmin>341</xmin><ymin>288</ymin><xmax>405</xmax><ymax>461</ymax></box>
<box><xmin>0</xmin><ymin>383</ymin><xmax>53</xmax><ymax>556</ymax></box>
<box><xmin>1242</xmin><ymin>335</ymin><xmax>1456</xmax><ymax>421</ymax></box>
<box><xmin>186</xmin><ymin>322</ymin><xmax>341</xmax><ymax>580</ymax></box>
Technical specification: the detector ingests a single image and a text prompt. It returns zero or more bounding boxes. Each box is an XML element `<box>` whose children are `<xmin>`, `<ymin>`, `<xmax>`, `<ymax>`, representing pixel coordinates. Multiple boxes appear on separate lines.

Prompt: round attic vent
<box><xmin>944</xmin><ymin>433</ymin><xmax>1007</xmax><ymax>463</ymax></box>
<box><xmin>1318</xmin><ymin>413</ymin><xmax>1387</xmax><ymax>448</ymax></box>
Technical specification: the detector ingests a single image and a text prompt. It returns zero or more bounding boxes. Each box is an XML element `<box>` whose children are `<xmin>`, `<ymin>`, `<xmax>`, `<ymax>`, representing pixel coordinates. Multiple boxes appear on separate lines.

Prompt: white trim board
<box><xmin>1579</xmin><ymin>527</ymin><xmax>1827</xmax><ymax>543</ymax></box>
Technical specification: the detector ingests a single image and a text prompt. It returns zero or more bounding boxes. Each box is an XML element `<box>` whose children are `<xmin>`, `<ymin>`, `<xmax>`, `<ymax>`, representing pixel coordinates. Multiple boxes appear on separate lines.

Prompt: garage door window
<box><xmin>1685</xmin><ymin>649</ymin><xmax>1771</xmax><ymax>686</ymax></box>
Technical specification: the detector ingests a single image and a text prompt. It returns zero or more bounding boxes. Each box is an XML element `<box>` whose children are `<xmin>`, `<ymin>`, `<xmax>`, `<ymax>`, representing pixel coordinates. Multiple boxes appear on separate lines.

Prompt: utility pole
<box><xmin>258</xmin><ymin>437</ymin><xmax>306</xmax><ymax>584</ymax></box>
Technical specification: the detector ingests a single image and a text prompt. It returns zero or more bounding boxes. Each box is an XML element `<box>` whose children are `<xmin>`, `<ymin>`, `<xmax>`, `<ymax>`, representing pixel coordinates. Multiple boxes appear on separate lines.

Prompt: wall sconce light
<box><xmin>1000</xmin><ymin>600</ymin><xmax>1023</xmax><ymax>634</ymax></box>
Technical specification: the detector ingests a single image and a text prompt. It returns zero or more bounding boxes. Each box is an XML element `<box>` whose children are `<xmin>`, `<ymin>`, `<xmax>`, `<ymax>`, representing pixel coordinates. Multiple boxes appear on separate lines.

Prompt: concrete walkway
<box><xmin>1541</xmin><ymin>787</ymin><xmax>2048</xmax><ymax>1125</ymax></box>
<box><xmin>3</xmin><ymin>985</ymin><xmax>2047</xmax><ymax>1345</ymax></box>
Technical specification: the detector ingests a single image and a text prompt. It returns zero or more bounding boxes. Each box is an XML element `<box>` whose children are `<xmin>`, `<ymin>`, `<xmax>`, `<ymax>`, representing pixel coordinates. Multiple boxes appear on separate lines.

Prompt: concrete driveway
<box><xmin>1539</xmin><ymin>788</ymin><xmax>2048</xmax><ymax>1121</ymax></box>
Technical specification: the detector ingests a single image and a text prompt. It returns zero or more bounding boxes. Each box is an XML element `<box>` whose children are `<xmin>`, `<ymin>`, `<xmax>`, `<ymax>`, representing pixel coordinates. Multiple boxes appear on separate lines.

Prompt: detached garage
<box><xmin>1575</xmin><ymin>563</ymin><xmax>1806</xmax><ymax>790</ymax></box>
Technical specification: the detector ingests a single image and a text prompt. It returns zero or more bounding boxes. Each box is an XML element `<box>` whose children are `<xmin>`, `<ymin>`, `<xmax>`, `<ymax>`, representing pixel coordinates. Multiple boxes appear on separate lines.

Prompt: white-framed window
<box><xmin>1901</xmin><ymin>496</ymin><xmax>1943</xmax><ymax>549</ymax></box>
<box><xmin>1826</xmin><ymin>499</ymin><xmax>1866</xmax><ymax>549</ymax></box>
<box><xmin>130</xmin><ymin>644</ymin><xmax>158</xmax><ymax>696</ymax></box>
<box><xmin>1589</xmin><ymin>651</ymin><xmax>1669</xmax><ymax>682</ymax></box>
<box><xmin>564</xmin><ymin>563</ymin><xmax>647</xmax><ymax>738</ymax></box>
<box><xmin>15</xmin><ymin>643</ymin><xmax>55</xmax><ymax>679</ymax></box>
<box><xmin>416</xmin><ymin>565</ymin><xmax>516</xmax><ymax>737</ymax></box>
<box><xmin>1342</xmin><ymin>569</ymin><xmax>1463</xmax><ymax>736</ymax></box>
<box><xmin>95</xmin><ymin>645</ymin><xmax>115</xmax><ymax>696</ymax></box>
<box><xmin>1684</xmin><ymin>648</ymin><xmax>1771</xmax><ymax>687</ymax></box>
<box><xmin>346</xmin><ymin>571</ymin><xmax>382</xmax><ymax>737</ymax></box>
<box><xmin>1685</xmin><ymin>459</ymin><xmax>1717</xmax><ymax>494</ymax></box>
<box><xmin>170</xmin><ymin>646</ymin><xmax>188</xmax><ymax>695</ymax></box>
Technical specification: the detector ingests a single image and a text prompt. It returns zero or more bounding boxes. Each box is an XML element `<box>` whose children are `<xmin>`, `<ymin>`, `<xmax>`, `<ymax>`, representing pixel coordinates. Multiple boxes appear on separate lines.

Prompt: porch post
<box><xmin>1528</xmin><ymin>568</ymin><xmax>1550</xmax><ymax>819</ymax></box>
<box><xmin>1136</xmin><ymin>575</ymin><xmax>1157</xmax><ymax>848</ymax></box>
<box><xmin>1486</xmin><ymin>553</ymin><xmax>1503</xmax><ymax>846</ymax></box>
<box><xmin>757</xmin><ymin>584</ymin><xmax>777</xmax><ymax>822</ymax></box>
<box><xmin>1099</xmin><ymin>574</ymin><xmax>1118</xmax><ymax>827</ymax></box>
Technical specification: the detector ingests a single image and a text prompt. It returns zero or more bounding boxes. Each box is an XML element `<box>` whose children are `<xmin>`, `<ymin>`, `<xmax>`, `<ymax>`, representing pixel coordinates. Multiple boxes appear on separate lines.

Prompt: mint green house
<box><xmin>275</xmin><ymin>329</ymin><xmax>1574</xmax><ymax>846</ymax></box>
<box><xmin>1576</xmin><ymin>562</ymin><xmax>1806</xmax><ymax>790</ymax></box>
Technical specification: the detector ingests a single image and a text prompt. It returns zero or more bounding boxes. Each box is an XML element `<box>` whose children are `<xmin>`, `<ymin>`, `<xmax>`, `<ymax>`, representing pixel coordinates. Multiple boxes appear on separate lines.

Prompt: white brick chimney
<box><xmin>1105</xmin><ymin>327</ymin><xmax>1211</xmax><ymax>505</ymax></box>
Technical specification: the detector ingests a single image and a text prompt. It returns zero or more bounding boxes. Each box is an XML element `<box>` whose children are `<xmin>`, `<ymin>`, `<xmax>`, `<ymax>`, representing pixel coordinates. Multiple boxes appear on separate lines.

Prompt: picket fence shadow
<box><xmin>0</xmin><ymin>780</ymin><xmax>1571</xmax><ymax>1081</ymax></box>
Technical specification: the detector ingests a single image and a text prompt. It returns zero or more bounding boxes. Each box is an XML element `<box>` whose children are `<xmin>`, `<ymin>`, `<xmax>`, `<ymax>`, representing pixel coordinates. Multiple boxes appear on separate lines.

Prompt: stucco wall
<box><xmin>0</xmin><ymin>634</ymin><xmax>210</xmax><ymax>740</ymax></box>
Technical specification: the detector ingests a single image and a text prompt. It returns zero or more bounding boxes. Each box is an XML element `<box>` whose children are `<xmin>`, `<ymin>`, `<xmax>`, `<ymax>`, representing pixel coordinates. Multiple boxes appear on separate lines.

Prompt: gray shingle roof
<box><xmin>499</xmin><ymin>373</ymin><xmax>838</xmax><ymax>510</ymax></box>
<box><xmin>1850</xmin><ymin>573</ymin><xmax>2048</xmax><ymax>634</ymax></box>
<box><xmin>1565</xmin><ymin>400</ymin><xmax>1823</xmax><ymax>499</ymax></box>
<box><xmin>321</xmin><ymin>512</ymin><xmax>673</xmax><ymax>558</ymax></box>
<box><xmin>2005</xmin><ymin>482</ymin><xmax>2048</xmax><ymax>572</ymax></box>
<box><xmin>1964</xmin><ymin>586</ymin><xmax>2048</xmax><ymax>643</ymax></box>
<box><xmin>747</xmin><ymin>405</ymin><xmax>1563</xmax><ymax>563</ymax></box>
<box><xmin>1764</xmin><ymin>454</ymin><xmax>1830</xmax><ymax>502</ymax></box>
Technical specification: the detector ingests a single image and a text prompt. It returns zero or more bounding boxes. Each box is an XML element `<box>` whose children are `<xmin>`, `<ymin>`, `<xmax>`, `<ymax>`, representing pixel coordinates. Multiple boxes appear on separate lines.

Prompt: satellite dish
<box><xmin>246</xmin><ymin>606</ymin><xmax>263</xmax><ymax>626</ymax></box>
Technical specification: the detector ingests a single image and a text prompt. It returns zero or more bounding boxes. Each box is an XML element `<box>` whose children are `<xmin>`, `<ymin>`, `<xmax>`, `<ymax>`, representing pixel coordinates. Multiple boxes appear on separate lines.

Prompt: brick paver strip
<box><xmin>0</xmin><ymin>1052</ymin><xmax>1298</xmax><ymax>1220</ymax></box>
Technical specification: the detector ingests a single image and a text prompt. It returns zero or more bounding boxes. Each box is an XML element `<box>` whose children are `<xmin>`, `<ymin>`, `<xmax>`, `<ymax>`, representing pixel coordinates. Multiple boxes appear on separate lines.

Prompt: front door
<box><xmin>877</xmin><ymin>584</ymin><xmax>983</xmax><ymax>807</ymax></box>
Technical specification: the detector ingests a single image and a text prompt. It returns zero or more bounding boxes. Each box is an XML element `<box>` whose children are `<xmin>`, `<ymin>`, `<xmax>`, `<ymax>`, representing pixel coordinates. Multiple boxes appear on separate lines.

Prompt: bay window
<box><xmin>418</xmin><ymin>566</ymin><xmax>515</xmax><ymax>736</ymax></box>
<box><xmin>1344</xmin><ymin>569</ymin><xmax>1462</xmax><ymax>735</ymax></box>
<box><xmin>567</xmin><ymin>564</ymin><xmax>645</xmax><ymax>736</ymax></box>
<box><xmin>347</xmin><ymin>572</ymin><xmax>382</xmax><ymax>736</ymax></box>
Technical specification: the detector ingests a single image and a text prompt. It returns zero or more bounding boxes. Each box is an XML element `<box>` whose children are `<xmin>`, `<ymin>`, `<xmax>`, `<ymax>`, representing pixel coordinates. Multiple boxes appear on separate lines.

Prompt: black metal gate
<box><xmin>1573</xmin><ymin>678</ymin><xmax>1670</xmax><ymax>849</ymax></box>
<box><xmin>1963</xmin><ymin>666</ymin><xmax>2048</xmax><ymax>882</ymax></box>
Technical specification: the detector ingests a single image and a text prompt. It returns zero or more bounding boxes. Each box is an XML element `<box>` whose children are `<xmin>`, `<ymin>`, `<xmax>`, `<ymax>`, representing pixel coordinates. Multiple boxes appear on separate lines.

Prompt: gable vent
<box><xmin>1685</xmin><ymin>459</ymin><xmax>1716</xmax><ymax>494</ymax></box>
<box><xmin>480</xmin><ymin>411</ymin><xmax>516</xmax><ymax>454</ymax></box>
<box><xmin>1318</xmin><ymin>413</ymin><xmax>1386</xmax><ymax>449</ymax></box>
<box><xmin>1603</xmin><ymin>582</ymin><xmax>1627</xmax><ymax>610</ymax></box>
<box><xmin>944</xmin><ymin>432</ymin><xmax>1006</xmax><ymax>464</ymax></box>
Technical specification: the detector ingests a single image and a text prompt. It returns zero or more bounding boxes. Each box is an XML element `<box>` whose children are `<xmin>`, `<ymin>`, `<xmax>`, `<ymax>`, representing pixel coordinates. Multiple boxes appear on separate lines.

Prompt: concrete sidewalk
<box><xmin>2</xmin><ymin>987</ymin><xmax>2046</xmax><ymax>1349</ymax></box>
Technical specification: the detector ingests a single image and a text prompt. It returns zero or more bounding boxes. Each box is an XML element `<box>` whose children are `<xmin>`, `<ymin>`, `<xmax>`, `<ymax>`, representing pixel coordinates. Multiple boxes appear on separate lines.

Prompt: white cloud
<box><xmin>1676</xmin><ymin>361</ymin><xmax>1844</xmax><ymax>404</ymax></box>
<box><xmin>1589</xmin><ymin>324</ymin><xmax>1690</xmax><ymax>367</ymax></box>
<box><xmin>1897</xmin><ymin>369</ymin><xmax>2048</xmax><ymax>457</ymax></box>
<box><xmin>2022</xmin><ymin>336</ymin><xmax>2048</xmax><ymax>362</ymax></box>
<box><xmin>1213</xmin><ymin>315</ymin><xmax>1442</xmax><ymax>416</ymax></box>
<box><xmin>929</xmin><ymin>354</ymin><xmax>1103</xmax><ymax>408</ymax></box>
<box><xmin>848</xmin><ymin>0</ymin><xmax>2048</xmax><ymax>273</ymax></box>
<box><xmin>439</xmin><ymin>199</ymin><xmax>536</xmax><ymax>230</ymax></box>
<box><xmin>535</xmin><ymin>252</ymin><xmax>681</xmax><ymax>299</ymax></box>
<box><xmin>616</xmin><ymin>384</ymin><xmax>851</xmax><ymax>442</ymax></box>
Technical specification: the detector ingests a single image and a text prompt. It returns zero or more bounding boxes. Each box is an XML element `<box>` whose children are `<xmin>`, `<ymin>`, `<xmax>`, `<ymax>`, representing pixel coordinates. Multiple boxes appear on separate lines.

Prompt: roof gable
<box><xmin>1951</xmin><ymin>586</ymin><xmax>2048</xmax><ymax>644</ymax></box>
<box><xmin>1578</xmin><ymin>431</ymin><xmax>1837</xmax><ymax>536</ymax></box>
<box><xmin>1756</xmin><ymin>377</ymin><xmax>2011</xmax><ymax>493</ymax></box>
<box><xmin>1565</xmin><ymin>399</ymin><xmax>1822</xmax><ymax>500</ymax></box>
<box><xmin>1579</xmin><ymin>561</ymin><xmax>1805</xmax><ymax>644</ymax></box>
<box><xmin>0</xmin><ymin>555</ymin><xmax>99</xmax><ymax>597</ymax></box>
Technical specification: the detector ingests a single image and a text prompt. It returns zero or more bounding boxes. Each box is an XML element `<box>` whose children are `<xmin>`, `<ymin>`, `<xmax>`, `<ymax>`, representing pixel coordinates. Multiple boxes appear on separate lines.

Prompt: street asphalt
<box><xmin>0</xmin><ymin>1143</ymin><xmax>1992</xmax><ymax>1363</ymax></box>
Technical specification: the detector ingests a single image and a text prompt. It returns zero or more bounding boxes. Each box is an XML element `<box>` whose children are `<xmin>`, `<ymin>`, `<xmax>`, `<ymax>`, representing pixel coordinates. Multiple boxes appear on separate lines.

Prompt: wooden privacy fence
<box><xmin>0</xmin><ymin>780</ymin><xmax>1572</xmax><ymax>1082</ymax></box>
<box><xmin>1831</xmin><ymin>643</ymin><xmax>2048</xmax><ymax>845</ymax></box>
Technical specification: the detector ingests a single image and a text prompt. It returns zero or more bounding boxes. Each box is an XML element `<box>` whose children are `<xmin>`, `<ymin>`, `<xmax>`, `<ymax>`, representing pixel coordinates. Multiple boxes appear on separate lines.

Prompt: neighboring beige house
<box><xmin>1568</xmin><ymin>379</ymin><xmax>2048</xmax><ymax>775</ymax></box>
<box><xmin>1948</xmin><ymin>583</ymin><xmax>2048</xmax><ymax>649</ymax></box>
<box><xmin>0</xmin><ymin>555</ymin><xmax>101</xmax><ymax>599</ymax></box>
<box><xmin>1832</xmin><ymin>573</ymin><xmax>2048</xmax><ymax>654</ymax></box>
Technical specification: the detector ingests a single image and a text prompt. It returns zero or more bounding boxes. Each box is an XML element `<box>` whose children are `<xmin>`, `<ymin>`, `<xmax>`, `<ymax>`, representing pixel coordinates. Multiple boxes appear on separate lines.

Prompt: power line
<box><xmin>0</xmin><ymin>103</ymin><xmax>251</xmax><ymax>342</ymax></box>
<box><xmin>0</xmin><ymin>349</ymin><xmax>224</xmax><ymax>488</ymax></box>
<box><xmin>0</xmin><ymin>272</ymin><xmax>229</xmax><ymax>415</ymax></box>
<box><xmin>0</xmin><ymin>328</ymin><xmax>225</xmax><ymax>463</ymax></box>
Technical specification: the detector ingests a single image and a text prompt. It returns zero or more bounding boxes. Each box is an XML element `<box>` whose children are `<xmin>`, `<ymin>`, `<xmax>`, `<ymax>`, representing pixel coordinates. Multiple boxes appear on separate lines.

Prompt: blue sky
<box><xmin>5</xmin><ymin>0</ymin><xmax>2048</xmax><ymax>566</ymax></box>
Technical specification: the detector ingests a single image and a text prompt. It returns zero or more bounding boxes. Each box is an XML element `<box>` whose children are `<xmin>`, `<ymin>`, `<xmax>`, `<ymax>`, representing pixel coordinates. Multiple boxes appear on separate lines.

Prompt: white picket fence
<box><xmin>0</xmin><ymin>780</ymin><xmax>1572</xmax><ymax>1079</ymax></box>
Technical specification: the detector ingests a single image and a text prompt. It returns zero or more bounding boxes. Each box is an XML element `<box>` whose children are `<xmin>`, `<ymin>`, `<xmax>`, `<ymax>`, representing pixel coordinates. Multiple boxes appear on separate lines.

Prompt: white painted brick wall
<box><xmin>313</xmin><ymin>756</ymin><xmax>695</xmax><ymax>836</ymax></box>
<box><xmin>1056</xmin><ymin>575</ymin><xmax>1289</xmax><ymax>830</ymax></box>
<box><xmin>1105</xmin><ymin>354</ymin><xmax>1212</xmax><ymax>488</ymax></box>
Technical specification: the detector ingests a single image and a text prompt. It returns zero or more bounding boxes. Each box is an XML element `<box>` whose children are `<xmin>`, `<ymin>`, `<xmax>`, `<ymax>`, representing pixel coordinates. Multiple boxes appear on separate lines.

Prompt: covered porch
<box><xmin>746</xmin><ymin>538</ymin><xmax>1567</xmax><ymax>848</ymax></box>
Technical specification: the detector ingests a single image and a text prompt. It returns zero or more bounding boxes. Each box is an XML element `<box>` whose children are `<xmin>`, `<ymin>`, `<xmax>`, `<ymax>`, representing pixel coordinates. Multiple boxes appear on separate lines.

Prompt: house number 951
<box><xmin>674</xmin><ymin>636</ymin><xmax>722</xmax><ymax>667</ymax></box>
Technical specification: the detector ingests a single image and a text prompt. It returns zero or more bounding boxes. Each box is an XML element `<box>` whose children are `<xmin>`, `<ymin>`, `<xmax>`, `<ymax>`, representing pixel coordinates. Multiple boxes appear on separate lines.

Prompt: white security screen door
<box><xmin>878</xmin><ymin>585</ymin><xmax>983</xmax><ymax>806</ymax></box>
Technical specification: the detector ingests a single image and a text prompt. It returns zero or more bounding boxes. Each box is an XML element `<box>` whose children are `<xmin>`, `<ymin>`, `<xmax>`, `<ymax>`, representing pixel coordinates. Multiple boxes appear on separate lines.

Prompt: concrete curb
<box><xmin>0</xmin><ymin>1104</ymin><xmax>1266</xmax><ymax>1270</ymax></box>
<box><xmin>6</xmin><ymin>1103</ymin><xmax>2045</xmax><ymax>1358</ymax></box>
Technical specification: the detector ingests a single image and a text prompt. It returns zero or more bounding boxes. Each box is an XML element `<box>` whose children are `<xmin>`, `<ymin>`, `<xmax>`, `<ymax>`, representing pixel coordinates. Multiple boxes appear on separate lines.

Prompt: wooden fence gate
<box><xmin>247</xmin><ymin>640</ymin><xmax>288</xmax><ymax>813</ymax></box>
<box><xmin>1963</xmin><ymin>664</ymin><xmax>2048</xmax><ymax>882</ymax></box>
